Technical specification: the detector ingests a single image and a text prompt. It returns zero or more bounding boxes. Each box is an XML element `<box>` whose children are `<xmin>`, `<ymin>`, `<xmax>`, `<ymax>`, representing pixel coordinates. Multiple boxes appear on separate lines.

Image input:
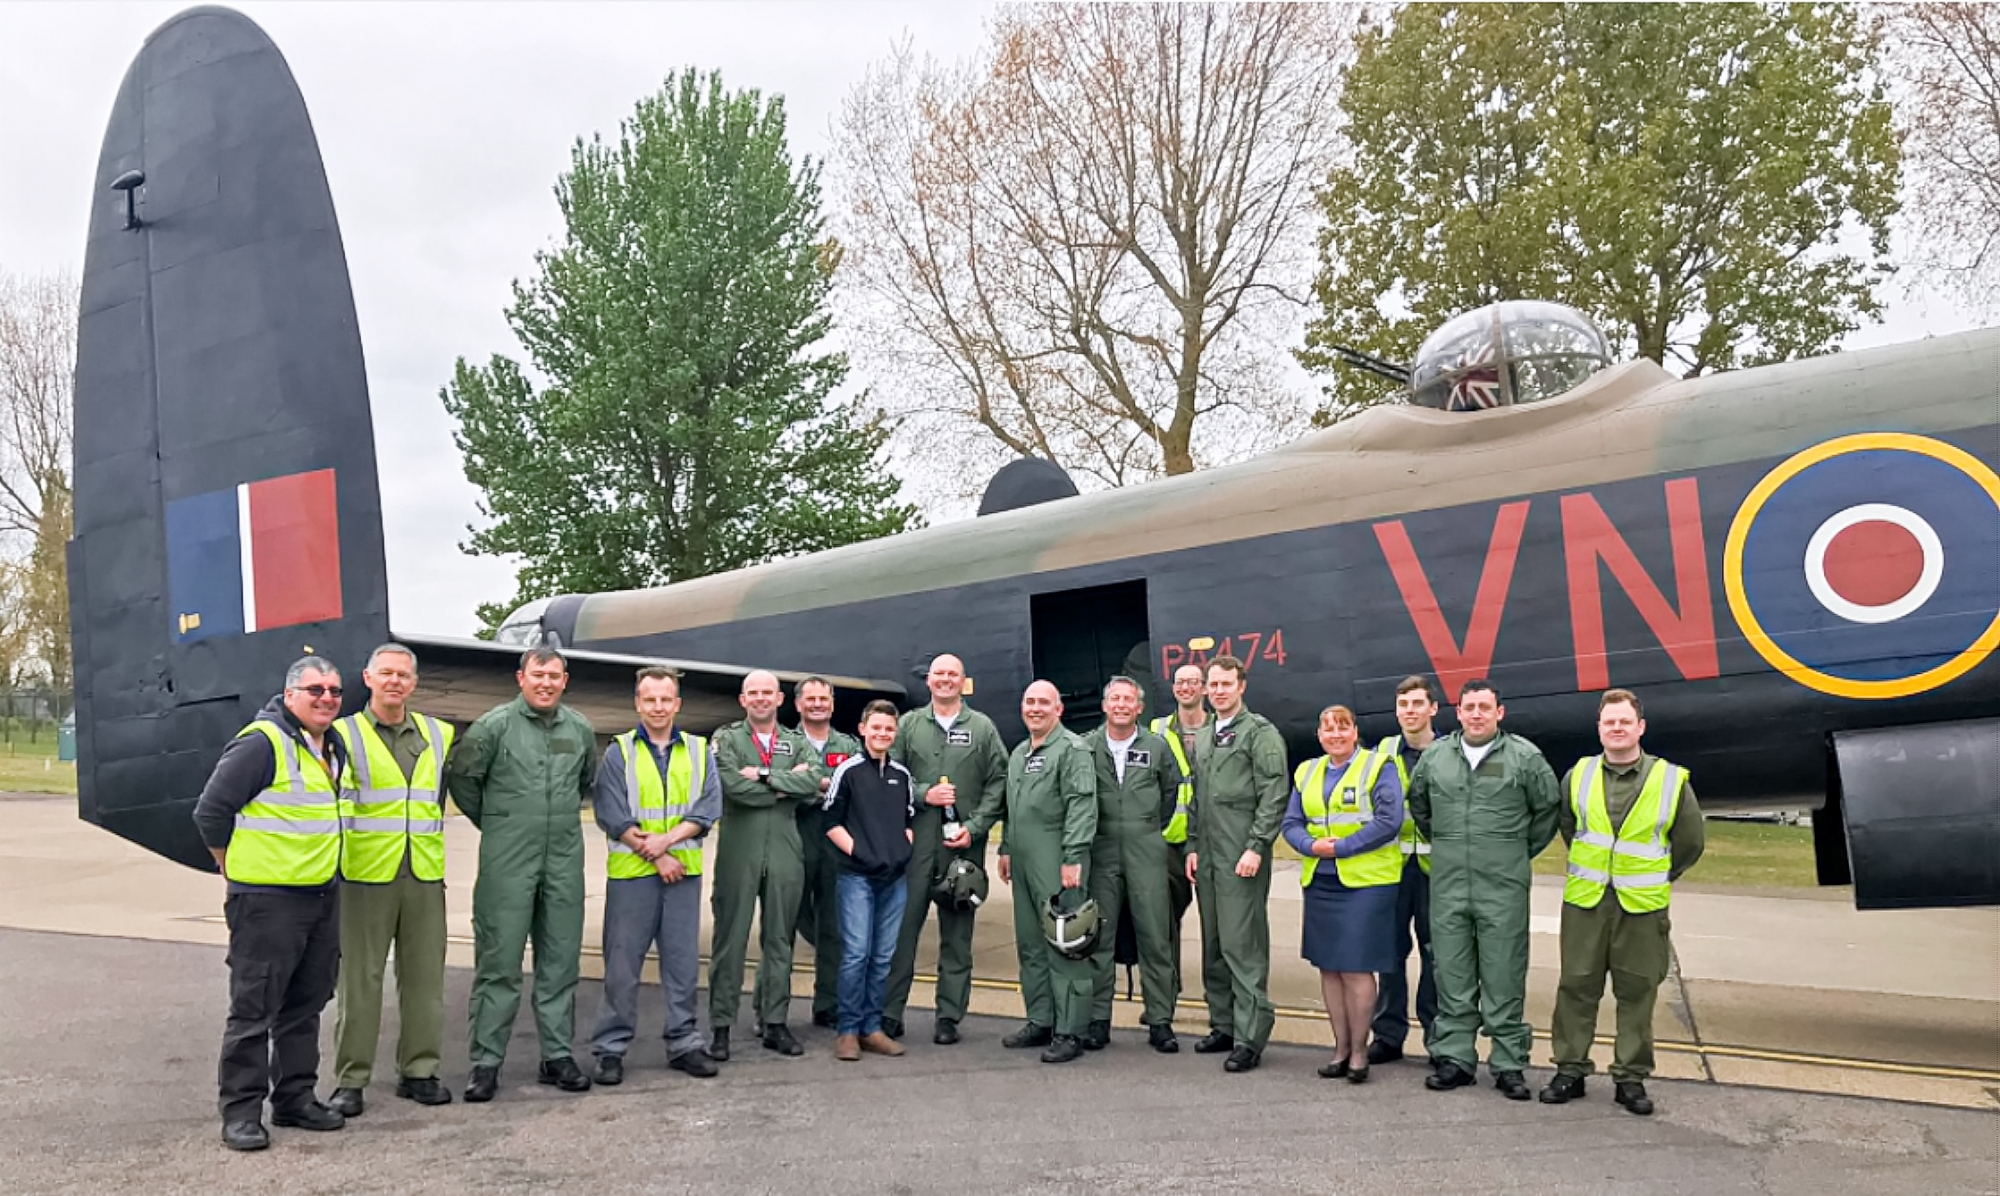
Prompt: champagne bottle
<box><xmin>940</xmin><ymin>773</ymin><xmax>964</xmax><ymax>842</ymax></box>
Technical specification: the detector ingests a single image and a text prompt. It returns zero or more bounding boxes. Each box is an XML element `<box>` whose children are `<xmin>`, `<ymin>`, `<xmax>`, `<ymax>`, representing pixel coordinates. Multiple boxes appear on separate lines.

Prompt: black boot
<box><xmin>1148</xmin><ymin>1024</ymin><xmax>1179</xmax><ymax>1054</ymax></box>
<box><xmin>1193</xmin><ymin>1029</ymin><xmax>1234</xmax><ymax>1054</ymax></box>
<box><xmin>538</xmin><ymin>1056</ymin><xmax>592</xmax><ymax>1093</ymax></box>
<box><xmin>1539</xmin><ymin>1073</ymin><xmax>1586</xmax><ymax>1104</ymax></box>
<box><xmin>1614</xmin><ymin>1081</ymin><xmax>1654</xmax><ymax>1116</ymax></box>
<box><xmin>761</xmin><ymin>1024</ymin><xmax>804</xmax><ymax>1056</ymax></box>
<box><xmin>1040</xmin><ymin>1035</ymin><xmax>1084</xmax><ymax>1064</ymax></box>
<box><xmin>464</xmin><ymin>1065</ymin><xmax>498</xmax><ymax>1103</ymax></box>
<box><xmin>709</xmin><ymin>1026</ymin><xmax>731</xmax><ymax>1062</ymax></box>
<box><xmin>881</xmin><ymin>1016</ymin><xmax>905</xmax><ymax>1041</ymax></box>
<box><xmin>1223</xmin><ymin>1045</ymin><xmax>1261</xmax><ymax>1073</ymax></box>
<box><xmin>326</xmin><ymin>1087</ymin><xmax>364</xmax><ymax>1117</ymax></box>
<box><xmin>593</xmin><ymin>1054</ymin><xmax>624</xmax><ymax>1087</ymax></box>
<box><xmin>1425</xmin><ymin>1059</ymin><xmax>1476</xmax><ymax>1090</ymax></box>
<box><xmin>396</xmin><ymin>1076</ymin><xmax>451</xmax><ymax>1106</ymax></box>
<box><xmin>1493</xmin><ymin>1069</ymin><xmax>1531</xmax><ymax>1101</ymax></box>
<box><xmin>271</xmin><ymin>1101</ymin><xmax>345</xmax><ymax>1131</ymax></box>
<box><xmin>1002</xmin><ymin>1022</ymin><xmax>1053</xmax><ymax>1049</ymax></box>
<box><xmin>933</xmin><ymin>1019</ymin><xmax>961</xmax><ymax>1046</ymax></box>
<box><xmin>1366</xmin><ymin>1040</ymin><xmax>1404</xmax><ymax>1065</ymax></box>
<box><xmin>1082</xmin><ymin>1020</ymin><xmax>1111</xmax><ymax>1051</ymax></box>
<box><xmin>221</xmin><ymin>1119</ymin><xmax>269</xmax><ymax>1152</ymax></box>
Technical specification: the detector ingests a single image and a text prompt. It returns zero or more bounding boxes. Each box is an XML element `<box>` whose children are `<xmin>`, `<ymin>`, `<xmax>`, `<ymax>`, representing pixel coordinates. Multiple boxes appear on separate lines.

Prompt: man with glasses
<box><xmin>192</xmin><ymin>656</ymin><xmax>353</xmax><ymax>1151</ymax></box>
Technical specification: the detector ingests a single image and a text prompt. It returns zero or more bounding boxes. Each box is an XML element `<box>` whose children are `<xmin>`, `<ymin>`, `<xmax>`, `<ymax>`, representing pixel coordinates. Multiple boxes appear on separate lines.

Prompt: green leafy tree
<box><xmin>445</xmin><ymin>71</ymin><xmax>917</xmax><ymax>633</ymax></box>
<box><xmin>1299</xmin><ymin>2</ymin><xmax>1899</xmax><ymax>418</ymax></box>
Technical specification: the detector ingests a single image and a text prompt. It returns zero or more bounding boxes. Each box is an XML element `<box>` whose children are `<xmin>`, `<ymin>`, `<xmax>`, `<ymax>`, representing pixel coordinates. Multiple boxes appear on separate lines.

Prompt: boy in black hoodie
<box><xmin>822</xmin><ymin>700</ymin><xmax>915</xmax><ymax>1060</ymax></box>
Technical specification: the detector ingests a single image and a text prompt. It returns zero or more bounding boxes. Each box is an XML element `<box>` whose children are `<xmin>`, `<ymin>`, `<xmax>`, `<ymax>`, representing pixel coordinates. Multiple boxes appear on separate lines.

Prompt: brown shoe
<box><xmin>835</xmin><ymin>1034</ymin><xmax>861</xmax><ymax>1062</ymax></box>
<box><xmin>860</xmin><ymin>1031</ymin><xmax>906</xmax><ymax>1057</ymax></box>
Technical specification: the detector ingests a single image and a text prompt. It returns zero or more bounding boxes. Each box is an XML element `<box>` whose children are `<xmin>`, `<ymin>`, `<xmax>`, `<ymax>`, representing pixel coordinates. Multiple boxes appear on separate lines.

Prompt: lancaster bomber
<box><xmin>70</xmin><ymin>8</ymin><xmax>1998</xmax><ymax>911</ymax></box>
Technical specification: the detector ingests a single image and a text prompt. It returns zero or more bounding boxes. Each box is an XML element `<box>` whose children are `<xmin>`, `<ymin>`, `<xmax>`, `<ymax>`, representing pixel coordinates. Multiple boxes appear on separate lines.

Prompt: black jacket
<box><xmin>191</xmin><ymin>694</ymin><xmax>348</xmax><ymax>894</ymax></box>
<box><xmin>822</xmin><ymin>753</ymin><xmax>915</xmax><ymax>881</ymax></box>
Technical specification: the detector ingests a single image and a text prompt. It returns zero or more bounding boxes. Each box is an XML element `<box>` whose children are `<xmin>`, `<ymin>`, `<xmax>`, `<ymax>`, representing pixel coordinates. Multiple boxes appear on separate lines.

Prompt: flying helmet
<box><xmin>932</xmin><ymin>856</ymin><xmax>988</xmax><ymax>911</ymax></box>
<box><xmin>1042</xmin><ymin>889</ymin><xmax>1101</xmax><ymax>961</ymax></box>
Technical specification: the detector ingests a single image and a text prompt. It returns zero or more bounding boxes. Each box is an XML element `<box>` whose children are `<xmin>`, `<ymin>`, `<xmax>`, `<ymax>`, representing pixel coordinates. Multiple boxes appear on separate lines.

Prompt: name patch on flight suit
<box><xmin>1025</xmin><ymin>755</ymin><xmax>1046</xmax><ymax>774</ymax></box>
<box><xmin>946</xmin><ymin>728</ymin><xmax>973</xmax><ymax>747</ymax></box>
<box><xmin>1128</xmin><ymin>750</ymin><xmax>1151</xmax><ymax>768</ymax></box>
<box><xmin>772</xmin><ymin>741</ymin><xmax>794</xmax><ymax>756</ymax></box>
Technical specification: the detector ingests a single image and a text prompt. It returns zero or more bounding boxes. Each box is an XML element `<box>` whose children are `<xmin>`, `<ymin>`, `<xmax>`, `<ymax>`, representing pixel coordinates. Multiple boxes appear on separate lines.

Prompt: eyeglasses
<box><xmin>295</xmin><ymin>684</ymin><xmax>344</xmax><ymax>699</ymax></box>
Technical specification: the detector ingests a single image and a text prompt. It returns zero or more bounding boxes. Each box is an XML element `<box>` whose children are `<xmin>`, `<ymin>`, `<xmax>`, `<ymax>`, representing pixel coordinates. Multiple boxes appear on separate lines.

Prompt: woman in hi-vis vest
<box><xmin>1280</xmin><ymin>706</ymin><xmax>1406</xmax><ymax>1082</ymax></box>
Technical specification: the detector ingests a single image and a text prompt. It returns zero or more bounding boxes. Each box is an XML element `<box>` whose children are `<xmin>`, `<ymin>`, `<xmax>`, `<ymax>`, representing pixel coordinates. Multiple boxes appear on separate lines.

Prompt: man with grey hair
<box><xmin>327</xmin><ymin>644</ymin><xmax>456</xmax><ymax>1116</ymax></box>
<box><xmin>192</xmin><ymin>655</ymin><xmax>352</xmax><ymax>1151</ymax></box>
<box><xmin>1083</xmin><ymin>676</ymin><xmax>1188</xmax><ymax>1053</ymax></box>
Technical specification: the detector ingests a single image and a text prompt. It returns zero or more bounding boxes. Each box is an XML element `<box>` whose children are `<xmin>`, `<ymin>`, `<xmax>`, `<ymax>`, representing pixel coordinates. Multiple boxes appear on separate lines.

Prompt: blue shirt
<box><xmin>1281</xmin><ymin>753</ymin><xmax>1405</xmax><ymax>859</ymax></box>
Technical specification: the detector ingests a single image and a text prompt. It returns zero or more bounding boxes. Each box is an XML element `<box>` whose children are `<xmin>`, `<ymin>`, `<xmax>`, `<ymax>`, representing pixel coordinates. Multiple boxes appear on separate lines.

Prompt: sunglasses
<box><xmin>295</xmin><ymin>684</ymin><xmax>344</xmax><ymax>699</ymax></box>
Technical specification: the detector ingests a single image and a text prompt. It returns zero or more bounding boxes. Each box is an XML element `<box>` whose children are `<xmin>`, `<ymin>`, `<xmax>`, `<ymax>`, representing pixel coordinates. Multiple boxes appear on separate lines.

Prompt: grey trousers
<box><xmin>590</xmin><ymin>874</ymin><xmax>706</xmax><ymax>1061</ymax></box>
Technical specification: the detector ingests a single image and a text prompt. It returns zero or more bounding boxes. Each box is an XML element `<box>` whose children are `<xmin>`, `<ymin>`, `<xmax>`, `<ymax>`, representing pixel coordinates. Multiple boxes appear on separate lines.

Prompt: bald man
<box><xmin>706</xmin><ymin>671</ymin><xmax>822</xmax><ymax>1060</ymax></box>
<box><xmin>882</xmin><ymin>654</ymin><xmax>1009</xmax><ymax>1044</ymax></box>
<box><xmin>955</xmin><ymin>680</ymin><xmax>1097</xmax><ymax>1061</ymax></box>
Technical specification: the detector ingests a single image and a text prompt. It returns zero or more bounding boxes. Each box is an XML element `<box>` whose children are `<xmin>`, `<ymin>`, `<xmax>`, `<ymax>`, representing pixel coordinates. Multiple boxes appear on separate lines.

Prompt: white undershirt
<box><xmin>934</xmin><ymin>709</ymin><xmax>959</xmax><ymax>731</ymax></box>
<box><xmin>1214</xmin><ymin>715</ymin><xmax>1236</xmax><ymax>734</ymax></box>
<box><xmin>1106</xmin><ymin>730</ymin><xmax>1136</xmax><ymax>782</ymax></box>
<box><xmin>803</xmin><ymin>731</ymin><xmax>828</xmax><ymax>754</ymax></box>
<box><xmin>1461</xmin><ymin>737</ymin><xmax>1496</xmax><ymax>770</ymax></box>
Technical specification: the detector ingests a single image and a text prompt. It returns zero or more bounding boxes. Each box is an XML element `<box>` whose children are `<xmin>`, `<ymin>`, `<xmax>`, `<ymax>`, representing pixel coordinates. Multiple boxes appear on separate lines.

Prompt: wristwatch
<box><xmin>757</xmin><ymin>767</ymin><xmax>770</xmax><ymax>782</ymax></box>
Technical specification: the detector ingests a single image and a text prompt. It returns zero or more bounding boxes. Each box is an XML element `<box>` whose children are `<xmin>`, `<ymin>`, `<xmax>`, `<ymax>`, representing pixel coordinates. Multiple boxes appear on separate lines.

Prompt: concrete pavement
<box><xmin>4</xmin><ymin>795</ymin><xmax>1996</xmax><ymax>1111</ymax></box>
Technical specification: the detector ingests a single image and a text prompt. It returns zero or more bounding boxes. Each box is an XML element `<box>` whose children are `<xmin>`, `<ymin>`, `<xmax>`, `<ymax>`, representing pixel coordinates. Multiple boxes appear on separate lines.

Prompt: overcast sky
<box><xmin>0</xmin><ymin>3</ymin><xmax>1985</xmax><ymax>637</ymax></box>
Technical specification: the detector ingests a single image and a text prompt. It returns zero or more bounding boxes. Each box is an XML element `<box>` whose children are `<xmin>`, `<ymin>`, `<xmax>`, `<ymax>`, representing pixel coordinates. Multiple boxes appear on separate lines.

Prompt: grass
<box><xmin>0</xmin><ymin>736</ymin><xmax>74</xmax><ymax>796</ymax></box>
<box><xmin>1532</xmin><ymin>818</ymin><xmax>1818</xmax><ymax>889</ymax></box>
<box><xmin>1275</xmin><ymin>817</ymin><xmax>1819</xmax><ymax>890</ymax></box>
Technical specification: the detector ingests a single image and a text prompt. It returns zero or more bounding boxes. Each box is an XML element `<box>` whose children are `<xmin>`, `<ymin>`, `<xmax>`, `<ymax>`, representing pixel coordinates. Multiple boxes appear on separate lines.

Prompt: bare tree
<box><xmin>1880</xmin><ymin>3</ymin><xmax>2000</xmax><ymax>311</ymax></box>
<box><xmin>834</xmin><ymin>4</ymin><xmax>1354</xmax><ymax>491</ymax></box>
<box><xmin>0</xmin><ymin>270</ymin><xmax>76</xmax><ymax>700</ymax></box>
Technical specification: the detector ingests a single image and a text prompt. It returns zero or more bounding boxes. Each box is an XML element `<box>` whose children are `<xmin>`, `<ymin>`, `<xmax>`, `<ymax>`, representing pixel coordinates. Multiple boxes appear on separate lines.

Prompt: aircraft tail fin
<box><xmin>70</xmin><ymin>7</ymin><xmax>389</xmax><ymax>870</ymax></box>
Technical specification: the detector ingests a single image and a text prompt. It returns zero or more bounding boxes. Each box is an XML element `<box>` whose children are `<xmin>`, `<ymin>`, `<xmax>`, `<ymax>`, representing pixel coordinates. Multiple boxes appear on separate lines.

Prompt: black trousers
<box><xmin>219</xmin><ymin>887</ymin><xmax>340</xmax><ymax>1122</ymax></box>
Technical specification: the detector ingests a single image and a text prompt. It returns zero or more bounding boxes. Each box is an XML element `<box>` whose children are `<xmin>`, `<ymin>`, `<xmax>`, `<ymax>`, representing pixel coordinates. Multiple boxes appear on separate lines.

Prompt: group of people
<box><xmin>192</xmin><ymin>642</ymin><xmax>1703</xmax><ymax>1153</ymax></box>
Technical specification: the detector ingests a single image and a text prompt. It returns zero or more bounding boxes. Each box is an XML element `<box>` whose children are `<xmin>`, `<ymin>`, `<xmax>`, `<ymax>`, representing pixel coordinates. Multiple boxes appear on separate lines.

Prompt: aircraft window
<box><xmin>494</xmin><ymin>596</ymin><xmax>551</xmax><ymax>647</ymax></box>
<box><xmin>1408</xmin><ymin>300</ymin><xmax>1611</xmax><ymax>411</ymax></box>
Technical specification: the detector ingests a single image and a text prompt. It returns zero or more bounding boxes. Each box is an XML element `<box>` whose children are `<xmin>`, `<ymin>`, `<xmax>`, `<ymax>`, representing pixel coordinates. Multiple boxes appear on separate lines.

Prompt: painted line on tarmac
<box><xmin>199</xmin><ymin>920</ymin><xmax>1990</xmax><ymax>1086</ymax></box>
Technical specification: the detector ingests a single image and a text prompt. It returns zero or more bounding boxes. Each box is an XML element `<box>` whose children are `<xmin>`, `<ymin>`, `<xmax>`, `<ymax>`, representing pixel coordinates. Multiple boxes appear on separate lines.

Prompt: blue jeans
<box><xmin>836</xmin><ymin>870</ymin><xmax>907</xmax><ymax>1036</ymax></box>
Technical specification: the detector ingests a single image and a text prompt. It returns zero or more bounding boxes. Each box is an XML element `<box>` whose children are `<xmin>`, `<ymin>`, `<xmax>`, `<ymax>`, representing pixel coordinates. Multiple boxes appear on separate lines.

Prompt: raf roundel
<box><xmin>1724</xmin><ymin>434</ymin><xmax>2000</xmax><ymax>700</ymax></box>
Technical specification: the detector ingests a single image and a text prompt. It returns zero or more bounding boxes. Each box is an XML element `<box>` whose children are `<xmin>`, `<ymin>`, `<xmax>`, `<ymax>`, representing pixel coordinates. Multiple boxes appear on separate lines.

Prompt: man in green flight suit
<box><xmin>1085</xmin><ymin>676</ymin><xmax>1187</xmax><ymax>1053</ymax></box>
<box><xmin>792</xmin><ymin>676</ymin><xmax>865</xmax><ymax>1029</ymax></box>
<box><xmin>1187</xmin><ymin>654</ymin><xmax>1291</xmax><ymax>1074</ymax></box>
<box><xmin>448</xmin><ymin>646</ymin><xmax>598</xmax><ymax>1102</ymax></box>
<box><xmin>952</xmin><ymin>680</ymin><xmax>1098</xmax><ymax>1062</ymax></box>
<box><xmin>706</xmin><ymin>669</ymin><xmax>822</xmax><ymax>1060</ymax></box>
<box><xmin>1408</xmin><ymin>678</ymin><xmax>1561</xmax><ymax>1101</ymax></box>
<box><xmin>883</xmin><ymin>653</ymin><xmax>1009</xmax><ymax>1046</ymax></box>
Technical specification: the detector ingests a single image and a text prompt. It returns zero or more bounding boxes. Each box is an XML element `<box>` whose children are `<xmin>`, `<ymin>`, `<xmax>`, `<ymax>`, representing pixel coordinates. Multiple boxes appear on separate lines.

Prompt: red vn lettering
<box><xmin>1373</xmin><ymin>501</ymin><xmax>1531</xmax><ymax>703</ymax></box>
<box><xmin>1561</xmin><ymin>477</ymin><xmax>1719</xmax><ymax>690</ymax></box>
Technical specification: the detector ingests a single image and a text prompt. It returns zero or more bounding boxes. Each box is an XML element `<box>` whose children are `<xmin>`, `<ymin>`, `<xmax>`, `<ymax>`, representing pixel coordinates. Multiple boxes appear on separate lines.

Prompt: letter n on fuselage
<box><xmin>1561</xmin><ymin>477</ymin><xmax>1719</xmax><ymax>690</ymax></box>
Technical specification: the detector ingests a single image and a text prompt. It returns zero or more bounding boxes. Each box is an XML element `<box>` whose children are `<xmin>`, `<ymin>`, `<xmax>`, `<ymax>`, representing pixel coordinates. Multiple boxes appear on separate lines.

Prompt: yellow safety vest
<box><xmin>335</xmin><ymin>712</ymin><xmax>454</xmax><ymax>883</ymax></box>
<box><xmin>226</xmin><ymin>720</ymin><xmax>342</xmax><ymax>886</ymax></box>
<box><xmin>1149</xmin><ymin>714</ymin><xmax>1197</xmax><ymax>845</ymax></box>
<box><xmin>1563</xmin><ymin>756</ymin><xmax>1687</xmax><ymax>913</ymax></box>
<box><xmin>1295</xmin><ymin>748</ymin><xmax>1403</xmax><ymax>889</ymax></box>
<box><xmin>606</xmin><ymin>729</ymin><xmax>709</xmax><ymax>880</ymax></box>
<box><xmin>1375</xmin><ymin>735</ymin><xmax>1431</xmax><ymax>875</ymax></box>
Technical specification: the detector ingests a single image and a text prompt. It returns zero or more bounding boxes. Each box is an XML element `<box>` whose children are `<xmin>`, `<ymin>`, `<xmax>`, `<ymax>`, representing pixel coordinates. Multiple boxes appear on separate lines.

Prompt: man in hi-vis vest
<box><xmin>328</xmin><ymin>644</ymin><xmax>456</xmax><ymax>1118</ymax></box>
<box><xmin>1540</xmin><ymin>689</ymin><xmax>1704</xmax><ymax>1116</ymax></box>
<box><xmin>192</xmin><ymin>656</ymin><xmax>353</xmax><ymax>1152</ymax></box>
<box><xmin>588</xmin><ymin>667</ymin><xmax>724</xmax><ymax>1084</ymax></box>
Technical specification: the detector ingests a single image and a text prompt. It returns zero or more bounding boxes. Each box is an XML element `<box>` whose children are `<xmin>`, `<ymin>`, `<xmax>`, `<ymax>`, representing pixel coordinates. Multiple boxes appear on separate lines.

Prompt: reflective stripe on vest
<box><xmin>226</xmin><ymin>720</ymin><xmax>341</xmax><ymax>886</ymax></box>
<box><xmin>1295</xmin><ymin>749</ymin><xmax>1403</xmax><ymax>889</ymax></box>
<box><xmin>607</xmin><ymin>730</ymin><xmax>708</xmax><ymax>879</ymax></box>
<box><xmin>1375</xmin><ymin>734</ymin><xmax>1432</xmax><ymax>874</ymax></box>
<box><xmin>1562</xmin><ymin>756</ymin><xmax>1686</xmax><ymax>913</ymax></box>
<box><xmin>335</xmin><ymin>712</ymin><xmax>454</xmax><ymax>883</ymax></box>
<box><xmin>1150</xmin><ymin>715</ymin><xmax>1196</xmax><ymax>845</ymax></box>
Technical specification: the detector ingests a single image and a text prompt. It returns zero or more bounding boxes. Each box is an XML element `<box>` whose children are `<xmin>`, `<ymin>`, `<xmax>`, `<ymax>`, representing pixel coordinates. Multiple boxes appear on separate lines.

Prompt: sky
<box><xmin>0</xmin><ymin>2</ymin><xmax>1986</xmax><ymax>637</ymax></box>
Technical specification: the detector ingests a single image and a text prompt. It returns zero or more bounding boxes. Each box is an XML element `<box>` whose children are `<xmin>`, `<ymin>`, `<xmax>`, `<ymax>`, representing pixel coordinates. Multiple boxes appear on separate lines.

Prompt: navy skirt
<box><xmin>1299</xmin><ymin>868</ymin><xmax>1398</xmax><ymax>974</ymax></box>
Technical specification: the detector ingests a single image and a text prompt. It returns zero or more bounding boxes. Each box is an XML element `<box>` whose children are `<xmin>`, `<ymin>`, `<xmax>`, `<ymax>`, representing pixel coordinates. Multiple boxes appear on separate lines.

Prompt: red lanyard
<box><xmin>753</xmin><ymin>731</ymin><xmax>775</xmax><ymax>768</ymax></box>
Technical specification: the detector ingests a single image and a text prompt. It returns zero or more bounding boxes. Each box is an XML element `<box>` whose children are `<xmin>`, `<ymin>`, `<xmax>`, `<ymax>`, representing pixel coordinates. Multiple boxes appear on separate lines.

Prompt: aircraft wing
<box><xmin>396</xmin><ymin>634</ymin><xmax>907</xmax><ymax>735</ymax></box>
